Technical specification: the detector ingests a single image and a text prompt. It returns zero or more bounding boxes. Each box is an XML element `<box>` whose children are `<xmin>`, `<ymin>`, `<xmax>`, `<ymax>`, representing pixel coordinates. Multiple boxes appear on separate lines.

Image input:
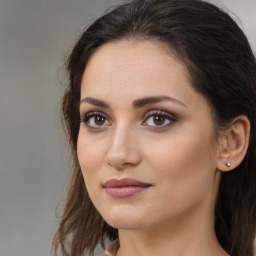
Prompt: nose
<box><xmin>105</xmin><ymin>125</ymin><xmax>142</xmax><ymax>170</ymax></box>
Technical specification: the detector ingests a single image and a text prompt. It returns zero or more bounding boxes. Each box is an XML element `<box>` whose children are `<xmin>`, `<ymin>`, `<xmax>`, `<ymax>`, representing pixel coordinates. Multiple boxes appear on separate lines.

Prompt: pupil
<box><xmin>95</xmin><ymin>116</ymin><xmax>105</xmax><ymax>125</ymax></box>
<box><xmin>154</xmin><ymin>116</ymin><xmax>165</xmax><ymax>125</ymax></box>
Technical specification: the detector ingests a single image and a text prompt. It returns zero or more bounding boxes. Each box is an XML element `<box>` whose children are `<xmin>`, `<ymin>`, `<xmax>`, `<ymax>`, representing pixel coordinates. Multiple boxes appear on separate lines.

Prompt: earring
<box><xmin>226</xmin><ymin>162</ymin><xmax>231</xmax><ymax>167</ymax></box>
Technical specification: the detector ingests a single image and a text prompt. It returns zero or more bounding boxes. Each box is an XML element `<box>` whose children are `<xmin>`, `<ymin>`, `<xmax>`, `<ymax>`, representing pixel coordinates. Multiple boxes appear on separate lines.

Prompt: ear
<box><xmin>216</xmin><ymin>115</ymin><xmax>250</xmax><ymax>172</ymax></box>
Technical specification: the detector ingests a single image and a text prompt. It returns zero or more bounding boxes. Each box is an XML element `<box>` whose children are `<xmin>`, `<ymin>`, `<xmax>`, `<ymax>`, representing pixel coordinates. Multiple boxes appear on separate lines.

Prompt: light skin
<box><xmin>77</xmin><ymin>39</ymin><xmax>250</xmax><ymax>256</ymax></box>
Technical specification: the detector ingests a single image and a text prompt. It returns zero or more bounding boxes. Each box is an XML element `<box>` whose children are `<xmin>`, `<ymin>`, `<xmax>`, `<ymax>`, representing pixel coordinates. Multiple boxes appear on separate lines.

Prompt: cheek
<box><xmin>77</xmin><ymin>131</ymin><xmax>106</xmax><ymax>183</ymax></box>
<box><xmin>146</xmin><ymin>127</ymin><xmax>215</xmax><ymax>171</ymax></box>
<box><xmin>76</xmin><ymin>132</ymin><xmax>109</xmax><ymax>213</ymax></box>
<box><xmin>145</xmin><ymin>127</ymin><xmax>218</xmax><ymax>207</ymax></box>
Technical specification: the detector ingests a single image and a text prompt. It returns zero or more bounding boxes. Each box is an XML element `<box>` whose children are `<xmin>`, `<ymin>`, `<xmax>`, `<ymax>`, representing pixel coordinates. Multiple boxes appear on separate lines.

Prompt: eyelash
<box><xmin>80</xmin><ymin>111</ymin><xmax>110</xmax><ymax>130</ymax></box>
<box><xmin>142</xmin><ymin>110</ymin><xmax>177</xmax><ymax>130</ymax></box>
<box><xmin>80</xmin><ymin>110</ymin><xmax>177</xmax><ymax>130</ymax></box>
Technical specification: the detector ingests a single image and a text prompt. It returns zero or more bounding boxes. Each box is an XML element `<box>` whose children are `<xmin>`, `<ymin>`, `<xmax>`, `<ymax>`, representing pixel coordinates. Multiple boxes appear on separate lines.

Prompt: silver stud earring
<box><xmin>226</xmin><ymin>162</ymin><xmax>231</xmax><ymax>167</ymax></box>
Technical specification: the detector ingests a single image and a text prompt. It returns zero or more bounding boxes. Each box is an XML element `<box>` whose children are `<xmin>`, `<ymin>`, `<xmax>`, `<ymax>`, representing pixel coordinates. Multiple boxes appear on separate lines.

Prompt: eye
<box><xmin>142</xmin><ymin>110</ymin><xmax>177</xmax><ymax>129</ymax></box>
<box><xmin>80</xmin><ymin>111</ymin><xmax>111</xmax><ymax>129</ymax></box>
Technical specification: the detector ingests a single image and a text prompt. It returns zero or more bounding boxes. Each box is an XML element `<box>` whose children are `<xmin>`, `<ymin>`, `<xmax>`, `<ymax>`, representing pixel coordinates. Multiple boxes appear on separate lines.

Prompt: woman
<box><xmin>52</xmin><ymin>0</ymin><xmax>256</xmax><ymax>255</ymax></box>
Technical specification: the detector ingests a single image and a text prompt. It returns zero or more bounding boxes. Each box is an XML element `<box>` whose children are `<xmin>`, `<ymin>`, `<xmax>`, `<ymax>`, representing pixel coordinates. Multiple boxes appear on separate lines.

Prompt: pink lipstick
<box><xmin>103</xmin><ymin>178</ymin><xmax>151</xmax><ymax>198</ymax></box>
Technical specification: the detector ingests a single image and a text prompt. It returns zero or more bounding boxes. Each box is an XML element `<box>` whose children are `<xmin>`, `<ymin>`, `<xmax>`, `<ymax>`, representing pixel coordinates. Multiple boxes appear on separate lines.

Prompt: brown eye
<box><xmin>81</xmin><ymin>112</ymin><xmax>111</xmax><ymax>129</ymax></box>
<box><xmin>153</xmin><ymin>115</ymin><xmax>165</xmax><ymax>125</ymax></box>
<box><xmin>142</xmin><ymin>110</ymin><xmax>177</xmax><ymax>129</ymax></box>
<box><xmin>95</xmin><ymin>116</ymin><xmax>105</xmax><ymax>125</ymax></box>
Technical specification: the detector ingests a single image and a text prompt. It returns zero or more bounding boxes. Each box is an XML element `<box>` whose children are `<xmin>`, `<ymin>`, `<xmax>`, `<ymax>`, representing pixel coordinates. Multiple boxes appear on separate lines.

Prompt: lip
<box><xmin>103</xmin><ymin>178</ymin><xmax>151</xmax><ymax>198</ymax></box>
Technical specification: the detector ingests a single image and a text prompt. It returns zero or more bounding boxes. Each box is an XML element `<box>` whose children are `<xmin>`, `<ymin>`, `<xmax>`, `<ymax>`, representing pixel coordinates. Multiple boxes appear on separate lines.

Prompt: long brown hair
<box><xmin>52</xmin><ymin>0</ymin><xmax>256</xmax><ymax>255</ymax></box>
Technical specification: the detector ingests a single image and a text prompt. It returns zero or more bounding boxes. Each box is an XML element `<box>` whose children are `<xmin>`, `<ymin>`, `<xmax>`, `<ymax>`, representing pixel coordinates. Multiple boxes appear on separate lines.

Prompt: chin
<box><xmin>100</xmin><ymin>204</ymin><xmax>148</xmax><ymax>230</ymax></box>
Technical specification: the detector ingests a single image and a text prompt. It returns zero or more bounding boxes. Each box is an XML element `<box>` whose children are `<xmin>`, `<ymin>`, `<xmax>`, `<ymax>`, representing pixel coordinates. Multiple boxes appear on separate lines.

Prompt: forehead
<box><xmin>81</xmin><ymin>39</ymin><xmax>190</xmax><ymax>96</ymax></box>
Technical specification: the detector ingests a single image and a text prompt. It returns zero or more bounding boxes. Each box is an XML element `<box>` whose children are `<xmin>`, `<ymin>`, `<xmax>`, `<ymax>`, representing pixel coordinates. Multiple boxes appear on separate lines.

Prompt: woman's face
<box><xmin>77</xmin><ymin>40</ymin><xmax>222</xmax><ymax>231</ymax></box>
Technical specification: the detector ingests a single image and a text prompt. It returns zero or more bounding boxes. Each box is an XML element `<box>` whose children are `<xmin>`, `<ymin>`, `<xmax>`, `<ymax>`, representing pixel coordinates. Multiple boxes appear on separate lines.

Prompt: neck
<box><xmin>117</xmin><ymin>208</ymin><xmax>229</xmax><ymax>256</ymax></box>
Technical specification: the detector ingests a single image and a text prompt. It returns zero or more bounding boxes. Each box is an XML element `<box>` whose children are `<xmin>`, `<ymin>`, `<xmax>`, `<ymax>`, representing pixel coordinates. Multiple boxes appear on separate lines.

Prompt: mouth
<box><xmin>103</xmin><ymin>178</ymin><xmax>152</xmax><ymax>198</ymax></box>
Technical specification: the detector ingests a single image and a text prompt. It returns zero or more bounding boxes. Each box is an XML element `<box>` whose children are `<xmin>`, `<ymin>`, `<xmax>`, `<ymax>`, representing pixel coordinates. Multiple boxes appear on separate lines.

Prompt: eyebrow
<box><xmin>80</xmin><ymin>95</ymin><xmax>187</xmax><ymax>108</ymax></box>
<box><xmin>133</xmin><ymin>95</ymin><xmax>187</xmax><ymax>108</ymax></box>
<box><xmin>80</xmin><ymin>97</ymin><xmax>110</xmax><ymax>108</ymax></box>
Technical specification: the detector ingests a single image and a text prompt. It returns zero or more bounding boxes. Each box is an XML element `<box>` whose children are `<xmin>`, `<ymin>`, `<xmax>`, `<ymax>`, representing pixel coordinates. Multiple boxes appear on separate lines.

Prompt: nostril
<box><xmin>105</xmin><ymin>159</ymin><xmax>128</xmax><ymax>170</ymax></box>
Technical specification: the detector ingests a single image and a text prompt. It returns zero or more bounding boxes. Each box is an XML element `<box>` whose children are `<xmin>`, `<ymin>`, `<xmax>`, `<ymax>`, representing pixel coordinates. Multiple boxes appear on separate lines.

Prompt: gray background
<box><xmin>0</xmin><ymin>0</ymin><xmax>255</xmax><ymax>255</ymax></box>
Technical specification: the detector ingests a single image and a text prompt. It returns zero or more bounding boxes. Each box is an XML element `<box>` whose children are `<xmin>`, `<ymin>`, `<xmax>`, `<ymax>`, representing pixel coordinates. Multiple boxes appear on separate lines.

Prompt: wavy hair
<box><xmin>52</xmin><ymin>0</ymin><xmax>256</xmax><ymax>255</ymax></box>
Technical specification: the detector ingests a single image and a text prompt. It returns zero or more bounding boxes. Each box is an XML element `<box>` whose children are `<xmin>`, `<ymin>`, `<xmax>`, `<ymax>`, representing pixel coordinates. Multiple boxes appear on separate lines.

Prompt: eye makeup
<box><xmin>80</xmin><ymin>111</ymin><xmax>111</xmax><ymax>130</ymax></box>
<box><xmin>142</xmin><ymin>110</ymin><xmax>177</xmax><ymax>130</ymax></box>
<box><xmin>80</xmin><ymin>108</ymin><xmax>178</xmax><ymax>132</ymax></box>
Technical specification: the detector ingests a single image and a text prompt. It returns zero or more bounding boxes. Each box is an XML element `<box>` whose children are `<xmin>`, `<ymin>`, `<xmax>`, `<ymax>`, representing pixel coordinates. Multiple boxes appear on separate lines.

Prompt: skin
<box><xmin>77</xmin><ymin>40</ymin><xmax>231</xmax><ymax>256</ymax></box>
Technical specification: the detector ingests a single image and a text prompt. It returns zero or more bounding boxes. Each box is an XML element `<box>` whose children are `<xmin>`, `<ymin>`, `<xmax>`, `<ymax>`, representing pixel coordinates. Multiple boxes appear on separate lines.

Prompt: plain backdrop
<box><xmin>0</xmin><ymin>0</ymin><xmax>255</xmax><ymax>255</ymax></box>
